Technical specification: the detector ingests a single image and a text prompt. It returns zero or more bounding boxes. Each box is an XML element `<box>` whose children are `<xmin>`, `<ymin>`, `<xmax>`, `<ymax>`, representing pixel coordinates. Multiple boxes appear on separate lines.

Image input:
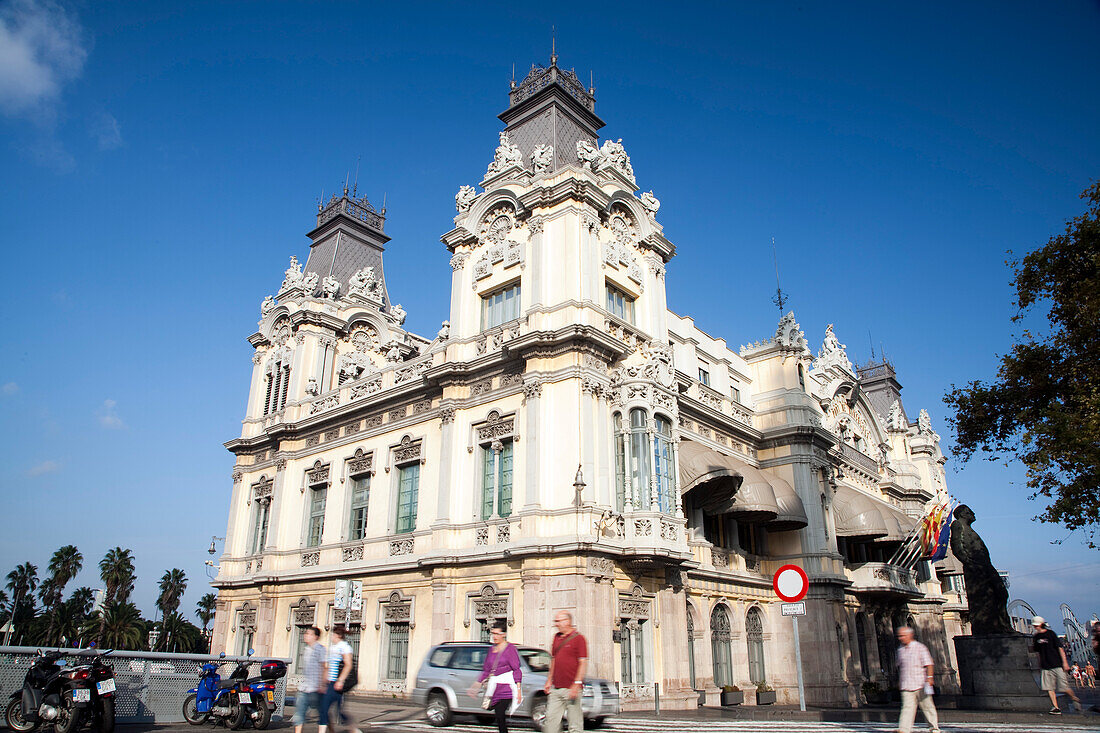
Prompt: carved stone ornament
<box><xmin>522</xmin><ymin>380</ymin><xmax>542</xmax><ymax>402</ymax></box>
<box><xmin>449</xmin><ymin>253</ymin><xmax>469</xmax><ymax>271</ymax></box>
<box><xmin>918</xmin><ymin>409</ymin><xmax>934</xmax><ymax>435</ymax></box>
<box><xmin>389</xmin><ymin>538</ymin><xmax>414</xmax><ymax>556</ymax></box>
<box><xmin>390</xmin><ymin>303</ymin><xmax>407</xmax><ymax>325</ymax></box>
<box><xmin>342</xmin><ymin>546</ymin><xmax>364</xmax><ymax>562</ymax></box>
<box><xmin>528</xmin><ymin>216</ymin><xmax>544</xmax><ymax>234</ymax></box>
<box><xmin>576</xmin><ymin>138</ymin><xmax>636</xmax><ymax>183</ymax></box>
<box><xmin>291</xmin><ymin>598</ymin><xmax>316</xmax><ymax>626</ymax></box>
<box><xmin>476</xmin><ymin>526</ymin><xmax>488</xmax><ymax>546</ymax></box>
<box><xmin>321</xmin><ymin>276</ymin><xmax>340</xmax><ymax>300</ymax></box>
<box><xmin>232</xmin><ymin>469</ymin><xmax>243</xmax><ymax>484</ymax></box>
<box><xmin>438</xmin><ymin>320</ymin><xmax>450</xmax><ymax>340</ymax></box>
<box><xmin>532</xmin><ymin>144</ymin><xmax>554</xmax><ymax>174</ymax></box>
<box><xmin>887</xmin><ymin>400</ymin><xmax>907</xmax><ymax>432</ymax></box>
<box><xmin>306</xmin><ymin>460</ymin><xmax>330</xmax><ymax>486</ymax></box>
<box><xmin>774</xmin><ymin>311</ymin><xmax>808</xmax><ymax>351</ymax></box>
<box><xmin>476</xmin><ymin>411</ymin><xmax>514</xmax><ymax>442</ymax></box>
<box><xmin>260</xmin><ymin>295</ymin><xmax>276</xmax><ymax>317</ymax></box>
<box><xmin>439</xmin><ymin>406</ymin><xmax>456</xmax><ymax>425</ymax></box>
<box><xmin>301</xmin><ymin>271</ymin><xmax>319</xmax><ymax>296</ymax></box>
<box><xmin>618</xmin><ymin>586</ymin><xmax>650</xmax><ymax>619</ymax></box>
<box><xmin>275</xmin><ymin>458</ymin><xmax>287</xmax><ymax>472</ymax></box>
<box><xmin>300</xmin><ymin>551</ymin><xmax>320</xmax><ymax>567</ymax></box>
<box><xmin>497</xmin><ymin>524</ymin><xmax>510</xmax><ymax>543</ymax></box>
<box><xmin>346</xmin><ymin>266</ymin><xmax>382</xmax><ymax>302</ymax></box>
<box><xmin>640</xmin><ymin>190</ymin><xmax>660</xmax><ymax>219</ymax></box>
<box><xmin>393</xmin><ymin>435</ymin><xmax>422</xmax><ymax>464</ymax></box>
<box><xmin>485</xmin><ymin>132</ymin><xmax>524</xmax><ymax>177</ymax></box>
<box><xmin>473</xmin><ymin>585</ymin><xmax>509</xmax><ymax>620</ymax></box>
<box><xmin>479</xmin><ymin>206</ymin><xmax>515</xmax><ymax>250</ymax></box>
<box><xmin>280</xmin><ymin>256</ymin><xmax>303</xmax><ymax>292</ymax></box>
<box><xmin>587</xmin><ymin>556</ymin><xmax>614</xmax><ymax>577</ymax></box>
<box><xmin>252</xmin><ymin>477</ymin><xmax>274</xmax><ymax>504</ymax></box>
<box><xmin>455</xmin><ymin>185</ymin><xmax>478</xmax><ymax>213</ymax></box>
<box><xmin>813</xmin><ymin>323</ymin><xmax>854</xmax><ymax>373</ymax></box>
<box><xmin>348</xmin><ymin>448</ymin><xmax>372</xmax><ymax>476</ymax></box>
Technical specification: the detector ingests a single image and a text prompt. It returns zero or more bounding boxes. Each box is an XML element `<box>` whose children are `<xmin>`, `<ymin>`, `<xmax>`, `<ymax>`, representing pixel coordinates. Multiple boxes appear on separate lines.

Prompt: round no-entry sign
<box><xmin>773</xmin><ymin>564</ymin><xmax>808</xmax><ymax>602</ymax></box>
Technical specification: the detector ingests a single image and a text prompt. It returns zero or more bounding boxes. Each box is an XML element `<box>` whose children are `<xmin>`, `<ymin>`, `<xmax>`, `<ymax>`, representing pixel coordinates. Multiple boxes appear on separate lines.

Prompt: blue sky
<box><xmin>1</xmin><ymin>1</ymin><xmax>1098</xmax><ymax>634</ymax></box>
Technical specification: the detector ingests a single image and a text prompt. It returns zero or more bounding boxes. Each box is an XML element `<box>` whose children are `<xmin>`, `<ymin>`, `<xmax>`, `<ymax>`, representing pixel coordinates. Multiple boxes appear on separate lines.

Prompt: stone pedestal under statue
<box><xmin>954</xmin><ymin>634</ymin><xmax>1048</xmax><ymax>711</ymax></box>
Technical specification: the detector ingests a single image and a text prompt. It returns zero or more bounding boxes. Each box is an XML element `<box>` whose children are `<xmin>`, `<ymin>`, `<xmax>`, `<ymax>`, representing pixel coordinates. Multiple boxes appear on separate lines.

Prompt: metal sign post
<box><xmin>774</xmin><ymin>565</ymin><xmax>809</xmax><ymax>712</ymax></box>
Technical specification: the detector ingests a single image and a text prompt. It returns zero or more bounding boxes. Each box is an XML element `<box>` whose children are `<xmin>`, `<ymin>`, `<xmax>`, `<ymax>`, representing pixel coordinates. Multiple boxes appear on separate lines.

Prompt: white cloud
<box><xmin>91</xmin><ymin>110</ymin><xmax>121</xmax><ymax>150</ymax></box>
<box><xmin>27</xmin><ymin>459</ymin><xmax>59</xmax><ymax>476</ymax></box>
<box><xmin>1</xmin><ymin>382</ymin><xmax>17</xmax><ymax>395</ymax></box>
<box><xmin>98</xmin><ymin>398</ymin><xmax>124</xmax><ymax>429</ymax></box>
<box><xmin>0</xmin><ymin>0</ymin><xmax>88</xmax><ymax>119</ymax></box>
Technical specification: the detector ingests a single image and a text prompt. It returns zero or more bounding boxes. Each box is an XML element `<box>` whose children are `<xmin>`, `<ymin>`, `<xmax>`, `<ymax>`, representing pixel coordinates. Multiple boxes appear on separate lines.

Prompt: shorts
<box><xmin>1040</xmin><ymin>667</ymin><xmax>1070</xmax><ymax>692</ymax></box>
<box><xmin>293</xmin><ymin>691</ymin><xmax>321</xmax><ymax>725</ymax></box>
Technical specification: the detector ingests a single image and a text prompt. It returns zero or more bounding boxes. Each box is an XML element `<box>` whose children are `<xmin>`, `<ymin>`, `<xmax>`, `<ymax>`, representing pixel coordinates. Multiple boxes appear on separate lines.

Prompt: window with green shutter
<box><xmin>395</xmin><ymin>464</ymin><xmax>419</xmax><ymax>533</ymax></box>
<box><xmin>348</xmin><ymin>474</ymin><xmax>370</xmax><ymax>540</ymax></box>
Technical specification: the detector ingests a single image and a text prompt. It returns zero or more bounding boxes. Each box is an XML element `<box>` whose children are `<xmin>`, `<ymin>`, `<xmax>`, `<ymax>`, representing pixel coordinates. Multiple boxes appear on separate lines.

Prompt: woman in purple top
<box><xmin>468</xmin><ymin>620</ymin><xmax>523</xmax><ymax>733</ymax></box>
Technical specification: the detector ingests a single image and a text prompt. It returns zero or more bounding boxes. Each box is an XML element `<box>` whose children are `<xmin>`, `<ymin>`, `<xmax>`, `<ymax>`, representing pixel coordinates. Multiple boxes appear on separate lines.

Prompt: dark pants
<box><xmin>319</xmin><ymin>682</ymin><xmax>342</xmax><ymax>726</ymax></box>
<box><xmin>491</xmin><ymin>699</ymin><xmax>510</xmax><ymax>733</ymax></box>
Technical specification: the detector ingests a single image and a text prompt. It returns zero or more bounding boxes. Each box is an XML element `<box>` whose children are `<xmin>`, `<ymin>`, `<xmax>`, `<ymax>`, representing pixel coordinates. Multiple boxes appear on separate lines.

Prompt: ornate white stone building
<box><xmin>212</xmin><ymin>58</ymin><xmax>963</xmax><ymax>708</ymax></box>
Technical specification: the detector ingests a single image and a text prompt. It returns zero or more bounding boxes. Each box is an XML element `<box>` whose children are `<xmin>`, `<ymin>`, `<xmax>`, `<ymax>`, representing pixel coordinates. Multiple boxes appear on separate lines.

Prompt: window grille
<box><xmin>386</xmin><ymin>622</ymin><xmax>410</xmax><ymax>680</ymax></box>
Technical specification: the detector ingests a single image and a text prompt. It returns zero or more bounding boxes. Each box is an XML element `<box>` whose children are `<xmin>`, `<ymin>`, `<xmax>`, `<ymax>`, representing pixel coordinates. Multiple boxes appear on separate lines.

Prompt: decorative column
<box><xmin>430</xmin><ymin>578</ymin><xmax>454</xmax><ymax>645</ymax></box>
<box><xmin>522</xmin><ymin>381</ymin><xmax>542</xmax><ymax>511</ymax></box>
<box><xmin>264</xmin><ymin>458</ymin><xmax>288</xmax><ymax>553</ymax></box>
<box><xmin>527</xmin><ymin>216</ymin><xmax>545</xmax><ymax>307</ymax></box>
<box><xmin>434</xmin><ymin>406</ymin><xmax>456</xmax><ymax>525</ymax></box>
<box><xmin>489</xmin><ymin>439</ymin><xmax>503</xmax><ymax>519</ymax></box>
<box><xmin>648</xmin><ymin>416</ymin><xmax>660</xmax><ymax>512</ymax></box>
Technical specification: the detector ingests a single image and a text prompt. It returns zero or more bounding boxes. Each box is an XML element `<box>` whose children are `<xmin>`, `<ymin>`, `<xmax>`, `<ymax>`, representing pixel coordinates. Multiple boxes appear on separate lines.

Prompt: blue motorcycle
<box><xmin>182</xmin><ymin>655</ymin><xmax>250</xmax><ymax>729</ymax></box>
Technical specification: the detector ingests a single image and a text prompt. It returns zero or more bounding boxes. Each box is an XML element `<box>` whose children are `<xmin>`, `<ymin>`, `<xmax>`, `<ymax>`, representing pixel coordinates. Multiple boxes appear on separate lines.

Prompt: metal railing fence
<box><xmin>0</xmin><ymin>646</ymin><xmax>289</xmax><ymax>724</ymax></box>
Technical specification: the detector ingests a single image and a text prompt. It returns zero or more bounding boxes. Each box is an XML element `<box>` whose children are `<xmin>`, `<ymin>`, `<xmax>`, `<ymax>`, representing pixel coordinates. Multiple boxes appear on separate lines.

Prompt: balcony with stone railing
<box><xmin>847</xmin><ymin>562</ymin><xmax>921</xmax><ymax>597</ymax></box>
<box><xmin>837</xmin><ymin>442</ymin><xmax>882</xmax><ymax>477</ymax></box>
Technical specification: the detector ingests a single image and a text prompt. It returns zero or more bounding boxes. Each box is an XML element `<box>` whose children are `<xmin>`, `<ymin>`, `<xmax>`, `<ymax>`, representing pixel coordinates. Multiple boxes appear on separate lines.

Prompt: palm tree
<box><xmin>0</xmin><ymin>589</ymin><xmax>9</xmax><ymax>628</ymax></box>
<box><xmin>158</xmin><ymin>611</ymin><xmax>202</xmax><ymax>653</ymax></box>
<box><xmin>156</xmin><ymin>569</ymin><xmax>188</xmax><ymax>617</ymax></box>
<box><xmin>41</xmin><ymin>545</ymin><xmax>83</xmax><ymax>645</ymax></box>
<box><xmin>195</xmin><ymin>593</ymin><xmax>217</xmax><ymax>632</ymax></box>
<box><xmin>5</xmin><ymin>562</ymin><xmax>38</xmax><ymax>642</ymax></box>
<box><xmin>84</xmin><ymin>600</ymin><xmax>144</xmax><ymax>650</ymax></box>
<box><xmin>99</xmin><ymin>548</ymin><xmax>136</xmax><ymax>604</ymax></box>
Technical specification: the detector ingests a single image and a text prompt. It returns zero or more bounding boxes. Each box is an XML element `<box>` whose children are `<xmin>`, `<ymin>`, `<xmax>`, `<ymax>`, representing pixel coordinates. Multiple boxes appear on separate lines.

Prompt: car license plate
<box><xmin>238</xmin><ymin>693</ymin><xmax>251</xmax><ymax>704</ymax></box>
<box><xmin>266</xmin><ymin>691</ymin><xmax>274</xmax><ymax>702</ymax></box>
<box><xmin>96</xmin><ymin>679</ymin><xmax>116</xmax><ymax>695</ymax></box>
<box><xmin>73</xmin><ymin>689</ymin><xmax>91</xmax><ymax>702</ymax></box>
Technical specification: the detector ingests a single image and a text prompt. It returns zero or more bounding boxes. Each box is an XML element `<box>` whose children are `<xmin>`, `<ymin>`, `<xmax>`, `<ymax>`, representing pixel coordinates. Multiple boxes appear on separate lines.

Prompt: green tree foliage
<box><xmin>156</xmin><ymin>569</ymin><xmax>188</xmax><ymax>617</ymax></box>
<box><xmin>40</xmin><ymin>545</ymin><xmax>83</xmax><ymax>645</ymax></box>
<box><xmin>99</xmin><ymin>547</ymin><xmax>136</xmax><ymax>604</ymax></box>
<box><xmin>195</xmin><ymin>593</ymin><xmax>217</xmax><ymax>631</ymax></box>
<box><xmin>5</xmin><ymin>563</ymin><xmax>39</xmax><ymax>639</ymax></box>
<box><xmin>84</xmin><ymin>600</ymin><xmax>145</xmax><ymax>650</ymax></box>
<box><xmin>157</xmin><ymin>611</ymin><xmax>203</xmax><ymax>653</ymax></box>
<box><xmin>945</xmin><ymin>181</ymin><xmax>1100</xmax><ymax>545</ymax></box>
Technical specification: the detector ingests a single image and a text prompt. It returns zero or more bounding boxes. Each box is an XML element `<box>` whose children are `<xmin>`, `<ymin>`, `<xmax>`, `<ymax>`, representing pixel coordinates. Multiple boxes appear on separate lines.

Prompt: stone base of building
<box><xmin>954</xmin><ymin>633</ymin><xmax>1048</xmax><ymax>711</ymax></box>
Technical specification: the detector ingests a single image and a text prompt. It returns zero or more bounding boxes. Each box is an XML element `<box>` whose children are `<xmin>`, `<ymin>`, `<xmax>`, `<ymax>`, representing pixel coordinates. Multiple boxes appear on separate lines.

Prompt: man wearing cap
<box><xmin>1032</xmin><ymin>615</ymin><xmax>1082</xmax><ymax>714</ymax></box>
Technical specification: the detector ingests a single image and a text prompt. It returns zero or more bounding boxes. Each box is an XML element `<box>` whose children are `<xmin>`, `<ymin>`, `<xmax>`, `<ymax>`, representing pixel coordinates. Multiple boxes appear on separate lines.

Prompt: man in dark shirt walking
<box><xmin>543</xmin><ymin>610</ymin><xmax>587</xmax><ymax>733</ymax></box>
<box><xmin>1032</xmin><ymin>615</ymin><xmax>1081</xmax><ymax>714</ymax></box>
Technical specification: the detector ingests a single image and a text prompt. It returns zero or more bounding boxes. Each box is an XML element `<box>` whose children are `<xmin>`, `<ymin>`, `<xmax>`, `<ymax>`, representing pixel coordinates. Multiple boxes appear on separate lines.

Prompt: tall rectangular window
<box><xmin>251</xmin><ymin>501</ymin><xmax>270</xmax><ymax>554</ymax></box>
<box><xmin>480</xmin><ymin>440</ymin><xmax>514</xmax><ymax>519</ymax></box>
<box><xmin>613</xmin><ymin>414</ymin><xmax>626</xmax><ymax>511</ymax></box>
<box><xmin>697</xmin><ymin>367</ymin><xmax>711</xmax><ymax>387</ymax></box>
<box><xmin>395</xmin><ymin>463</ymin><xmax>420</xmax><ymax>533</ymax></box>
<box><xmin>652</xmin><ymin>417</ymin><xmax>674</xmax><ymax>513</ymax></box>
<box><xmin>620</xmin><ymin>620</ymin><xmax>646</xmax><ymax>683</ymax></box>
<box><xmin>629</xmin><ymin>409</ymin><xmax>651</xmax><ymax>508</ymax></box>
<box><xmin>386</xmin><ymin>622</ymin><xmax>410</xmax><ymax>680</ymax></box>
<box><xmin>307</xmin><ymin>487</ymin><xmax>326</xmax><ymax>547</ymax></box>
<box><xmin>605</xmin><ymin>283</ymin><xmax>636</xmax><ymax>323</ymax></box>
<box><xmin>481</xmin><ymin>283</ymin><xmax>521</xmax><ymax>330</ymax></box>
<box><xmin>730</xmin><ymin>384</ymin><xmax>741</xmax><ymax>403</ymax></box>
<box><xmin>348</xmin><ymin>474</ymin><xmax>370</xmax><ymax>540</ymax></box>
<box><xmin>293</xmin><ymin>627</ymin><xmax>310</xmax><ymax>672</ymax></box>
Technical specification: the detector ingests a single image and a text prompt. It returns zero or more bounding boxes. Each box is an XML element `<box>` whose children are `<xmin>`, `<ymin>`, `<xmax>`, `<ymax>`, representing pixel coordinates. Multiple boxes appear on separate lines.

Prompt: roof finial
<box><xmin>771</xmin><ymin>237</ymin><xmax>788</xmax><ymax>313</ymax></box>
<box><xmin>868</xmin><ymin>330</ymin><xmax>875</xmax><ymax>360</ymax></box>
<box><xmin>381</xmin><ymin>192</ymin><xmax>387</xmax><ymax>216</ymax></box>
<box><xmin>551</xmin><ymin>25</ymin><xmax>557</xmax><ymax>65</ymax></box>
<box><xmin>343</xmin><ymin>170</ymin><xmax>349</xmax><ymax>196</ymax></box>
<box><xmin>353</xmin><ymin>155</ymin><xmax>361</xmax><ymax>197</ymax></box>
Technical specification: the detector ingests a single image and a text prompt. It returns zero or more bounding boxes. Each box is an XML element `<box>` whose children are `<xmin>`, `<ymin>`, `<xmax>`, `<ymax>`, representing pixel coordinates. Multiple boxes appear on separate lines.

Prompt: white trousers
<box><xmin>898</xmin><ymin>689</ymin><xmax>939</xmax><ymax>733</ymax></box>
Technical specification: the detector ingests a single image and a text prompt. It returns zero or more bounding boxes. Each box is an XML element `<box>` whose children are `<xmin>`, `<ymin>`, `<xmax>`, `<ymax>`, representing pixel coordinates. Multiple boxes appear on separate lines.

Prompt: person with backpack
<box><xmin>318</xmin><ymin>626</ymin><xmax>358</xmax><ymax>733</ymax></box>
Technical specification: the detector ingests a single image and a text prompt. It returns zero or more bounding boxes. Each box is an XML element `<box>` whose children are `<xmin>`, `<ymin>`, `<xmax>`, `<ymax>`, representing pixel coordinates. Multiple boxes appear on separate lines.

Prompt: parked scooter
<box><xmin>4</xmin><ymin>647</ymin><xmax>115</xmax><ymax>733</ymax></box>
<box><xmin>237</xmin><ymin>660</ymin><xmax>286</xmax><ymax>730</ymax></box>
<box><xmin>183</xmin><ymin>652</ymin><xmax>263</xmax><ymax>729</ymax></box>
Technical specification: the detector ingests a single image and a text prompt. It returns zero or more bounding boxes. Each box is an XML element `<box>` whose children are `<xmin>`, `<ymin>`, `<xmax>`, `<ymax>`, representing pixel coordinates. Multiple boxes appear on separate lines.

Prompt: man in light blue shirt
<box><xmin>293</xmin><ymin>626</ymin><xmax>325</xmax><ymax>733</ymax></box>
<box><xmin>318</xmin><ymin>626</ymin><xmax>355</xmax><ymax>733</ymax></box>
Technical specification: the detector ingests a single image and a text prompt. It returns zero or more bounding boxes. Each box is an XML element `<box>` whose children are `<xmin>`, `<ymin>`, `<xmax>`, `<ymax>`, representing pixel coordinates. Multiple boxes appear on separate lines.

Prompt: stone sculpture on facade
<box><xmin>321</xmin><ymin>276</ymin><xmax>340</xmax><ymax>300</ymax></box>
<box><xmin>815</xmin><ymin>324</ymin><xmax>854</xmax><ymax>372</ymax></box>
<box><xmin>301</xmin><ymin>271</ymin><xmax>319</xmax><ymax>296</ymax></box>
<box><xmin>347</xmin><ymin>266</ymin><xmax>380</xmax><ymax>301</ymax></box>
<box><xmin>918</xmin><ymin>409</ymin><xmax>937</xmax><ymax>437</ymax></box>
<box><xmin>455</xmin><ymin>185</ymin><xmax>477</xmax><ymax>213</ymax></box>
<box><xmin>949</xmin><ymin>504</ymin><xmax>1013</xmax><ymax>635</ymax></box>
<box><xmin>305</xmin><ymin>377</ymin><xmax>320</xmax><ymax>396</ymax></box>
<box><xmin>887</xmin><ymin>399</ymin><xmax>907</xmax><ymax>432</ymax></box>
<box><xmin>575</xmin><ymin>138</ymin><xmax>636</xmax><ymax>182</ymax></box>
<box><xmin>774</xmin><ymin>311</ymin><xmax>808</xmax><ymax>351</ymax></box>
<box><xmin>386</xmin><ymin>343</ymin><xmax>402</xmax><ymax>363</ymax></box>
<box><xmin>485</xmin><ymin>132</ymin><xmax>524</xmax><ymax>177</ymax></box>
<box><xmin>438</xmin><ymin>320</ymin><xmax>450</xmax><ymax>340</ymax></box>
<box><xmin>280</xmin><ymin>256</ymin><xmax>303</xmax><ymax>292</ymax></box>
<box><xmin>390</xmin><ymin>303</ymin><xmax>407</xmax><ymax>325</ymax></box>
<box><xmin>640</xmin><ymin>191</ymin><xmax>660</xmax><ymax>219</ymax></box>
<box><xmin>260</xmin><ymin>295</ymin><xmax>276</xmax><ymax>317</ymax></box>
<box><xmin>532</xmin><ymin>144</ymin><xmax>554</xmax><ymax>174</ymax></box>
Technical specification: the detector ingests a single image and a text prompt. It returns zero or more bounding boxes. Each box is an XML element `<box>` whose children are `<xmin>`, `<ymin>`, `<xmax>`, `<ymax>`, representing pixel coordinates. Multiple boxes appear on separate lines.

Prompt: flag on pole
<box><xmin>919</xmin><ymin>500</ymin><xmax>949</xmax><ymax>557</ymax></box>
<box><xmin>927</xmin><ymin>503</ymin><xmax>956</xmax><ymax>562</ymax></box>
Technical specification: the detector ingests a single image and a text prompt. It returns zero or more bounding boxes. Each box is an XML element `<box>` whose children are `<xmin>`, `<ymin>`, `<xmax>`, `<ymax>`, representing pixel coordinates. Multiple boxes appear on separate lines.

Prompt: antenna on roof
<box><xmin>551</xmin><ymin>25</ymin><xmax>557</xmax><ymax>64</ymax></box>
<box><xmin>589</xmin><ymin>70</ymin><xmax>594</xmax><ymax>95</ymax></box>
<box><xmin>353</xmin><ymin>155</ymin><xmax>361</xmax><ymax>196</ymax></box>
<box><xmin>770</xmin><ymin>237</ymin><xmax>787</xmax><ymax>313</ymax></box>
<box><xmin>319</xmin><ymin>187</ymin><xmax>325</xmax><ymax>211</ymax></box>
<box><xmin>344</xmin><ymin>171</ymin><xmax>350</xmax><ymax>195</ymax></box>
<box><xmin>382</xmin><ymin>192</ymin><xmax>387</xmax><ymax>216</ymax></box>
<box><xmin>868</xmin><ymin>330</ymin><xmax>875</xmax><ymax>360</ymax></box>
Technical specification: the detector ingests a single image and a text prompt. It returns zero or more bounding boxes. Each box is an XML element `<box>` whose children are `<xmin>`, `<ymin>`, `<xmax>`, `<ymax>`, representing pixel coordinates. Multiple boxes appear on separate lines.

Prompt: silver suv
<box><xmin>411</xmin><ymin>641</ymin><xmax>620</xmax><ymax>729</ymax></box>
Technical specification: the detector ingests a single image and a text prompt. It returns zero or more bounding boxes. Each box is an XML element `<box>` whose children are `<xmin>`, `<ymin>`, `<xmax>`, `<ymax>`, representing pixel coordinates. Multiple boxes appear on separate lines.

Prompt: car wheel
<box><xmin>426</xmin><ymin>692</ymin><xmax>452</xmax><ymax>727</ymax></box>
<box><xmin>530</xmin><ymin>696</ymin><xmax>547</xmax><ymax>731</ymax></box>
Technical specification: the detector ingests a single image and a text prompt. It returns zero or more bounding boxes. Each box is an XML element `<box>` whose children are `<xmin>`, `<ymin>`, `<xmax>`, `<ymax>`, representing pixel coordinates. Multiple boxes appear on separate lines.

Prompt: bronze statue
<box><xmin>949</xmin><ymin>504</ymin><xmax>1013</xmax><ymax>635</ymax></box>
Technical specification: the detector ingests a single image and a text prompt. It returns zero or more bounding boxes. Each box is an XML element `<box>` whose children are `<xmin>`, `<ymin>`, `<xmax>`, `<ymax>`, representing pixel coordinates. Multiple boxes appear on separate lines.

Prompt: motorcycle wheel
<box><xmin>53</xmin><ymin>694</ymin><xmax>82</xmax><ymax>733</ymax></box>
<box><xmin>226</xmin><ymin>700</ymin><xmax>247</xmax><ymax>730</ymax></box>
<box><xmin>252</xmin><ymin>696</ymin><xmax>272</xmax><ymax>730</ymax></box>
<box><xmin>91</xmin><ymin>698</ymin><xmax>114</xmax><ymax>733</ymax></box>
<box><xmin>181</xmin><ymin>695</ymin><xmax>209</xmax><ymax>726</ymax></box>
<box><xmin>5</xmin><ymin>697</ymin><xmax>38</xmax><ymax>733</ymax></box>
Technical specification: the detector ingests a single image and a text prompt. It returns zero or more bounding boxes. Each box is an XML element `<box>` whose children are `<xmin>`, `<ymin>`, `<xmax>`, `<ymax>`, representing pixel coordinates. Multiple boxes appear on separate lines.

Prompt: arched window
<box><xmin>613</xmin><ymin>413</ymin><xmax>626</xmax><ymax>511</ymax></box>
<box><xmin>710</xmin><ymin>605</ymin><xmax>732</xmax><ymax>688</ymax></box>
<box><xmin>746</xmin><ymin>607</ymin><xmax>766</xmax><ymax>685</ymax></box>
<box><xmin>653</xmin><ymin>416</ymin><xmax>674</xmax><ymax>512</ymax></box>
<box><xmin>856</xmin><ymin>612</ymin><xmax>870</xmax><ymax>678</ymax></box>
<box><xmin>629</xmin><ymin>409</ymin><xmax>651</xmax><ymax>508</ymax></box>
<box><xmin>264</xmin><ymin>360</ymin><xmax>290</xmax><ymax>415</ymax></box>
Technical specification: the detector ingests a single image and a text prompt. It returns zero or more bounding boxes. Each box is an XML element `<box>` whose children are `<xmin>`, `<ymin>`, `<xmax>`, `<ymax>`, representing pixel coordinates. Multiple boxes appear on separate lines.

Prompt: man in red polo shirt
<box><xmin>543</xmin><ymin>610</ymin><xmax>587</xmax><ymax>733</ymax></box>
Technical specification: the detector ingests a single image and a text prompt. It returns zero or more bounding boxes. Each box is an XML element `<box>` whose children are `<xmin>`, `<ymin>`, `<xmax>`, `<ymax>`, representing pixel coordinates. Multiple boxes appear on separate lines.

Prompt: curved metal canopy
<box><xmin>833</xmin><ymin>485</ymin><xmax>916</xmax><ymax>541</ymax></box>
<box><xmin>677</xmin><ymin>441</ymin><xmax>787</xmax><ymax>524</ymax></box>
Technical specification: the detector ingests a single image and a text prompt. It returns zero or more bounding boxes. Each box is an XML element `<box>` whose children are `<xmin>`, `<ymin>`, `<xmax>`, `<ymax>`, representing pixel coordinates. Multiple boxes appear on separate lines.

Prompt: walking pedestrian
<box><xmin>468</xmin><ymin>620</ymin><xmax>523</xmax><ymax>733</ymax></box>
<box><xmin>895</xmin><ymin>626</ymin><xmax>940</xmax><ymax>733</ymax></box>
<box><xmin>543</xmin><ymin>611</ymin><xmax>587</xmax><ymax>733</ymax></box>
<box><xmin>319</xmin><ymin>627</ymin><xmax>358</xmax><ymax>733</ymax></box>
<box><xmin>293</xmin><ymin>626</ymin><xmax>326</xmax><ymax>733</ymax></box>
<box><xmin>1031</xmin><ymin>615</ymin><xmax>1082</xmax><ymax>714</ymax></box>
<box><xmin>1085</xmin><ymin>661</ymin><xmax>1096</xmax><ymax>688</ymax></box>
<box><xmin>1071</xmin><ymin>662</ymin><xmax>1082</xmax><ymax>688</ymax></box>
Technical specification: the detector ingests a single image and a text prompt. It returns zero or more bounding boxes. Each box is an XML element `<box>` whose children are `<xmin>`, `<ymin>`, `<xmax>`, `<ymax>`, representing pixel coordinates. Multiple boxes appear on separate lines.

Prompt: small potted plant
<box><xmin>719</xmin><ymin>684</ymin><xmax>743</xmax><ymax>706</ymax></box>
<box><xmin>754</xmin><ymin>681</ymin><xmax>776</xmax><ymax>705</ymax></box>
